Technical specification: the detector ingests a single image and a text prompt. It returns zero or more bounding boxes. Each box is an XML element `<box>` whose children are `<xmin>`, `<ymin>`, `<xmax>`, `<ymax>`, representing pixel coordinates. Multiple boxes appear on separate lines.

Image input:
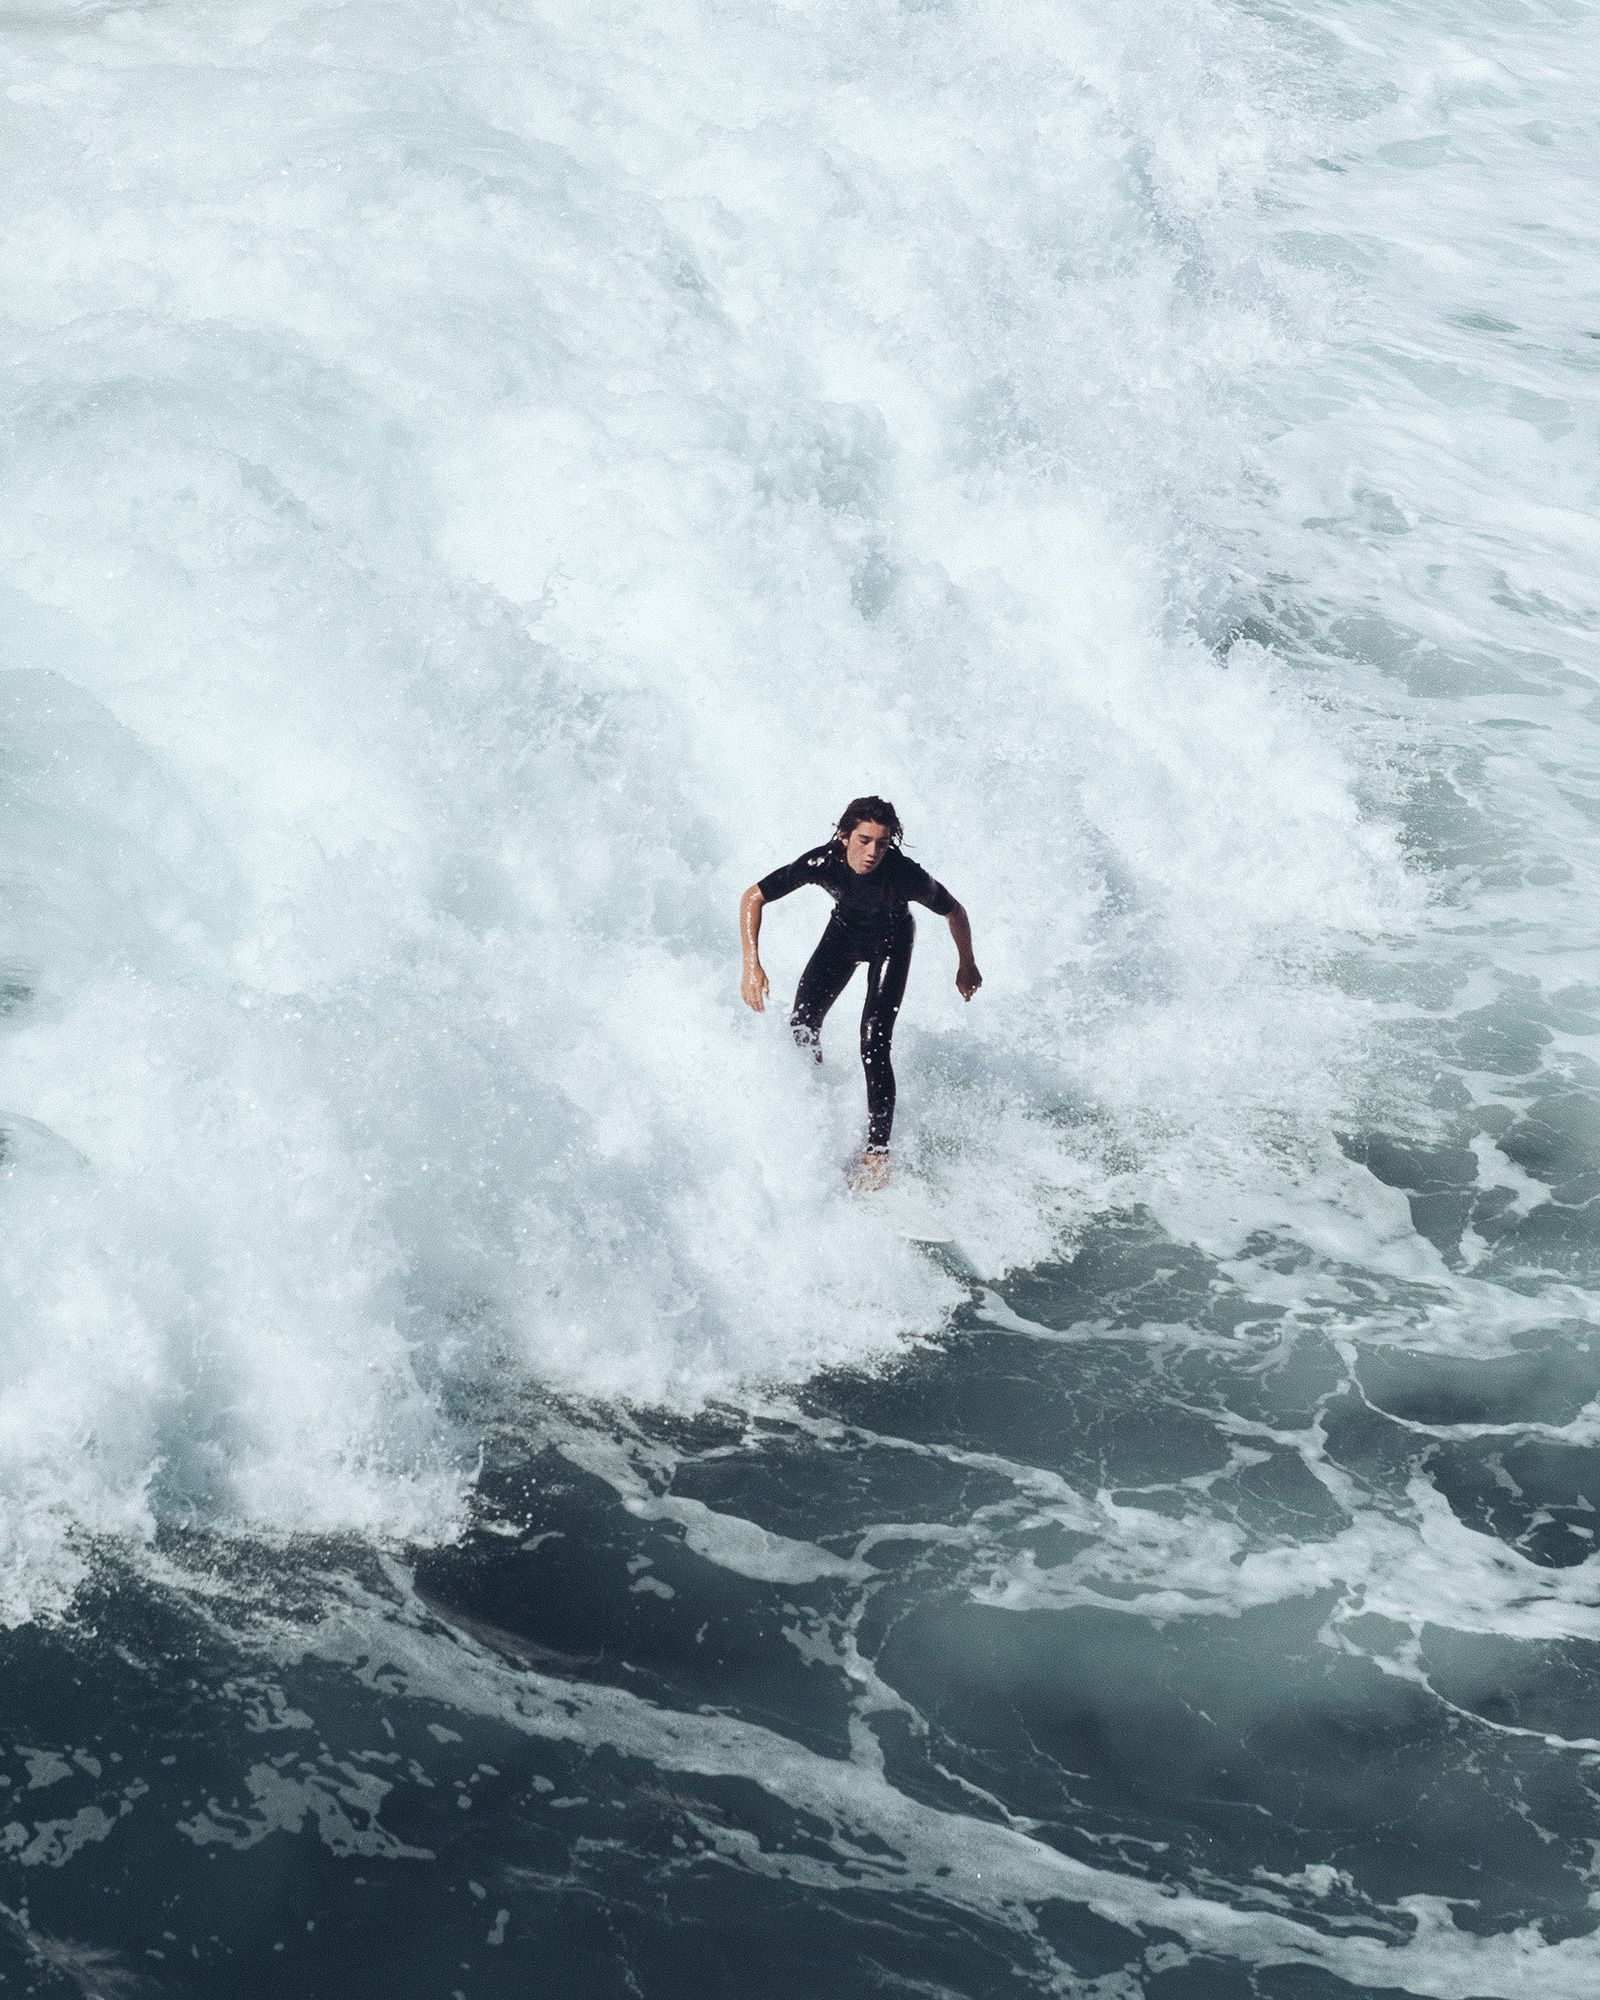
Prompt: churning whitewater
<box><xmin>1</xmin><ymin>0</ymin><xmax>1597</xmax><ymax>1995</ymax></box>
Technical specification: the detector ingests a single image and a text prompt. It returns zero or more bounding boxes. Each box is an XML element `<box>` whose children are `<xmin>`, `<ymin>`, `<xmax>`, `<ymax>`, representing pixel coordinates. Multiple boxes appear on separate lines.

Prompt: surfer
<box><xmin>740</xmin><ymin>796</ymin><xmax>982</xmax><ymax>1189</ymax></box>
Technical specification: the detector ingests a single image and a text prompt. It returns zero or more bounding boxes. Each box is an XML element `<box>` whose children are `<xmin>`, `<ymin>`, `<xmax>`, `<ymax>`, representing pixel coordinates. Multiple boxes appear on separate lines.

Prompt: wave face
<box><xmin>2</xmin><ymin>0</ymin><xmax>1598</xmax><ymax>1994</ymax></box>
<box><xmin>0</xmin><ymin>0</ymin><xmax>1411</xmax><ymax>1611</ymax></box>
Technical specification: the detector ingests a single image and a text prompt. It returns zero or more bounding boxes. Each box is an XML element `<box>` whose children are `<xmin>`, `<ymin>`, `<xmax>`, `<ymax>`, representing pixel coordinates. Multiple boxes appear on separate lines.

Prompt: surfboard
<box><xmin>861</xmin><ymin>1181</ymin><xmax>954</xmax><ymax>1244</ymax></box>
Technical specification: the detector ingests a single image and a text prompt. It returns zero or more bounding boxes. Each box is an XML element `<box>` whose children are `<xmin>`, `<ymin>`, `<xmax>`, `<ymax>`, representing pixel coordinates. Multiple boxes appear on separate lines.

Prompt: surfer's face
<box><xmin>845</xmin><ymin>821</ymin><xmax>893</xmax><ymax>874</ymax></box>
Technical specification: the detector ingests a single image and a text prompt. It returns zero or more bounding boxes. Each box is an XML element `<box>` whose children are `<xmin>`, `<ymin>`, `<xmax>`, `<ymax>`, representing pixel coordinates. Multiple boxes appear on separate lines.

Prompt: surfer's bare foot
<box><xmin>848</xmin><ymin>1149</ymin><xmax>891</xmax><ymax>1192</ymax></box>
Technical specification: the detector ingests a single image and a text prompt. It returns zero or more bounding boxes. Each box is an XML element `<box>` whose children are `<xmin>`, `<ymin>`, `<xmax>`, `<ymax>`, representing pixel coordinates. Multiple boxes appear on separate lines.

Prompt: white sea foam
<box><xmin>14</xmin><ymin>0</ymin><xmax>1567</xmax><ymax>1629</ymax></box>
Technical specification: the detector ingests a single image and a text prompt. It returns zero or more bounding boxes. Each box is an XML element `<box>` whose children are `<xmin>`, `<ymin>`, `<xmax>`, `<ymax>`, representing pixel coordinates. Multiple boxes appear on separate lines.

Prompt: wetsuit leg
<box><xmin>860</xmin><ymin>919</ymin><xmax>913</xmax><ymax>1150</ymax></box>
<box><xmin>790</xmin><ymin>920</ymin><xmax>860</xmax><ymax>1061</ymax></box>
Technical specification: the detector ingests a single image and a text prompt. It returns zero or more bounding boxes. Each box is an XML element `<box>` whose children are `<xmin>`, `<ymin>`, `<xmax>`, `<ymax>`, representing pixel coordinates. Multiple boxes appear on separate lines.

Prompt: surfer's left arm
<box><xmin>907</xmin><ymin>859</ymin><xmax>981</xmax><ymax>1001</ymax></box>
<box><xmin>946</xmin><ymin>903</ymin><xmax>982</xmax><ymax>1001</ymax></box>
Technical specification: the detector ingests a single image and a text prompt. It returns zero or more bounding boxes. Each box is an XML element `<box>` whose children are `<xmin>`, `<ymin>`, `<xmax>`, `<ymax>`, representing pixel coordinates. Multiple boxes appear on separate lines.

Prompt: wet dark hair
<box><xmin>834</xmin><ymin>795</ymin><xmax>903</xmax><ymax>848</ymax></box>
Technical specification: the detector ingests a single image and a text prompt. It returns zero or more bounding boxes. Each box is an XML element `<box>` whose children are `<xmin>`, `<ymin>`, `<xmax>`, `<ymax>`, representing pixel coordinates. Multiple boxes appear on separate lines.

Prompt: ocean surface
<box><xmin>2</xmin><ymin>0</ymin><xmax>1598</xmax><ymax>1993</ymax></box>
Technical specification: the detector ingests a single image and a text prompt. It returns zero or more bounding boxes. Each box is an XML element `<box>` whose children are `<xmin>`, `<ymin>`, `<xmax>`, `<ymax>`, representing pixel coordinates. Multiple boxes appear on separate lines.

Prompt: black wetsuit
<box><xmin>756</xmin><ymin>844</ymin><xmax>956</xmax><ymax>1151</ymax></box>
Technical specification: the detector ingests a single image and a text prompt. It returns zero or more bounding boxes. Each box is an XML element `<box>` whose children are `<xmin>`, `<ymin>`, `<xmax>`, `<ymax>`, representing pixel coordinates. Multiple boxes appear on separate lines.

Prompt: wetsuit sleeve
<box><xmin>900</xmin><ymin>857</ymin><xmax>956</xmax><ymax>916</ymax></box>
<box><xmin>755</xmin><ymin>849</ymin><xmax>823</xmax><ymax>903</ymax></box>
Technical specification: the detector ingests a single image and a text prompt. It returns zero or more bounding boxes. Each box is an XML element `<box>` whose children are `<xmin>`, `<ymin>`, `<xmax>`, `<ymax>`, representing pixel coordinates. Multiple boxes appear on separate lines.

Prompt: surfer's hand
<box><xmin>957</xmin><ymin>961</ymin><xmax>982</xmax><ymax>1001</ymax></box>
<box><xmin>741</xmin><ymin>963</ymin><xmax>769</xmax><ymax>1012</ymax></box>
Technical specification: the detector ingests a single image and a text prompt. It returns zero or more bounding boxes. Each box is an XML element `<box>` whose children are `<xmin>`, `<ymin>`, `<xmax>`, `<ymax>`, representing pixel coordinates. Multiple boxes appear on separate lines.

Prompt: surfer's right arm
<box><xmin>743</xmin><ymin>850</ymin><xmax>827</xmax><ymax>1010</ymax></box>
<box><xmin>739</xmin><ymin>884</ymin><xmax>770</xmax><ymax>1011</ymax></box>
<box><xmin>741</xmin><ymin>850</ymin><xmax>822</xmax><ymax>1009</ymax></box>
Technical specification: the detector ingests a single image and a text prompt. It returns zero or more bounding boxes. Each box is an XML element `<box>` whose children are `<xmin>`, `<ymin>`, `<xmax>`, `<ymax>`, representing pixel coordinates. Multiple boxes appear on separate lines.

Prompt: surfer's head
<box><xmin>836</xmin><ymin>796</ymin><xmax>902</xmax><ymax>875</ymax></box>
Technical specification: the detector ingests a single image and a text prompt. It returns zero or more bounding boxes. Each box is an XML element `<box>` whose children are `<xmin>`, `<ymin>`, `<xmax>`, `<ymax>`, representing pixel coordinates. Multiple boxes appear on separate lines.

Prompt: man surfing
<box><xmin>740</xmin><ymin>796</ymin><xmax>982</xmax><ymax>1189</ymax></box>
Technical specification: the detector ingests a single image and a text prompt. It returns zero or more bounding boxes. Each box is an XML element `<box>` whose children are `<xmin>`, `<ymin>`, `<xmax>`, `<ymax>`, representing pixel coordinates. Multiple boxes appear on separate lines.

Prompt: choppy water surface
<box><xmin>2</xmin><ymin>0</ymin><xmax>1598</xmax><ymax>1993</ymax></box>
